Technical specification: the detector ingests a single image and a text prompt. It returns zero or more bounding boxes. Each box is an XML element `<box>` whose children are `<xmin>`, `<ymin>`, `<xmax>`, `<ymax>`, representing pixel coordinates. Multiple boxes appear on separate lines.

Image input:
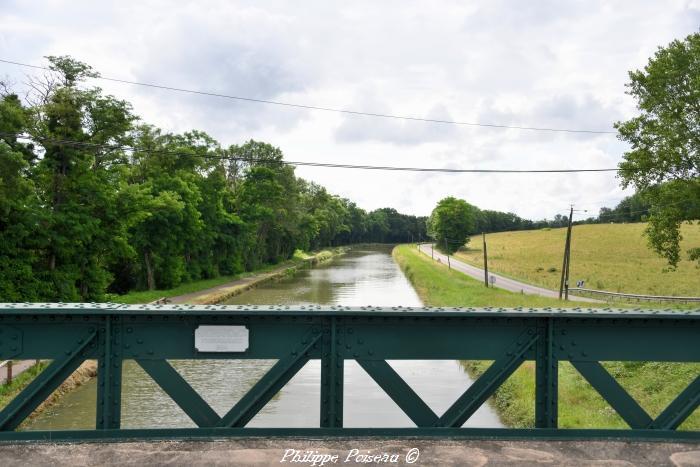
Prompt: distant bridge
<box><xmin>0</xmin><ymin>303</ymin><xmax>698</xmax><ymax>442</ymax></box>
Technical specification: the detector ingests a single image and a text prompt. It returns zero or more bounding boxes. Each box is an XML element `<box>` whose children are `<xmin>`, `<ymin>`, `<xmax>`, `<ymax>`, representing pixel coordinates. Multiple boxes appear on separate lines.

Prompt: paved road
<box><xmin>417</xmin><ymin>243</ymin><xmax>599</xmax><ymax>303</ymax></box>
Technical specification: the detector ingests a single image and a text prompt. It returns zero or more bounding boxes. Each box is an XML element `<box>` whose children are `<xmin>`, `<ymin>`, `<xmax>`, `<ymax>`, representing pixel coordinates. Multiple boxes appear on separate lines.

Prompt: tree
<box><xmin>615</xmin><ymin>32</ymin><xmax>700</xmax><ymax>268</ymax></box>
<box><xmin>427</xmin><ymin>197</ymin><xmax>478</xmax><ymax>254</ymax></box>
<box><xmin>29</xmin><ymin>56</ymin><xmax>136</xmax><ymax>300</ymax></box>
<box><xmin>0</xmin><ymin>94</ymin><xmax>47</xmax><ymax>300</ymax></box>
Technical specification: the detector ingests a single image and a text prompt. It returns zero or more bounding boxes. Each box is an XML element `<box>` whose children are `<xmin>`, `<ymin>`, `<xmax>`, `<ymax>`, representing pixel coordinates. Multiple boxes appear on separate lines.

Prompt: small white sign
<box><xmin>195</xmin><ymin>325</ymin><xmax>249</xmax><ymax>352</ymax></box>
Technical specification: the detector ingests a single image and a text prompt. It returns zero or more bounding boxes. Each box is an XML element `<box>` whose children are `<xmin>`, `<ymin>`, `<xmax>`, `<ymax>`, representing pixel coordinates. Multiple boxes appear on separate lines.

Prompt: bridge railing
<box><xmin>0</xmin><ymin>303</ymin><xmax>698</xmax><ymax>441</ymax></box>
<box><xmin>569</xmin><ymin>287</ymin><xmax>700</xmax><ymax>304</ymax></box>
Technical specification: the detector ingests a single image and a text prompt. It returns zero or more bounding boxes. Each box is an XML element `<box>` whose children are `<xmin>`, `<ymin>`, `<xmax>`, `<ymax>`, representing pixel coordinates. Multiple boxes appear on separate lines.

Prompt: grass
<box><xmin>455</xmin><ymin>222</ymin><xmax>700</xmax><ymax>297</ymax></box>
<box><xmin>108</xmin><ymin>249</ymin><xmax>336</xmax><ymax>304</ymax></box>
<box><xmin>0</xmin><ymin>361</ymin><xmax>48</xmax><ymax>410</ymax></box>
<box><xmin>393</xmin><ymin>244</ymin><xmax>602</xmax><ymax>308</ymax></box>
<box><xmin>393</xmin><ymin>244</ymin><xmax>700</xmax><ymax>430</ymax></box>
<box><xmin>461</xmin><ymin>361</ymin><xmax>699</xmax><ymax>430</ymax></box>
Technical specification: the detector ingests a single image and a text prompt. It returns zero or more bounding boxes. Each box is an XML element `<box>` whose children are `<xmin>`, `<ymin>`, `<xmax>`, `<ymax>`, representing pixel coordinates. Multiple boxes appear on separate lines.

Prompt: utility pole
<box><xmin>431</xmin><ymin>243</ymin><xmax>434</xmax><ymax>260</ymax></box>
<box><xmin>483</xmin><ymin>232</ymin><xmax>489</xmax><ymax>287</ymax></box>
<box><xmin>444</xmin><ymin>237</ymin><xmax>451</xmax><ymax>270</ymax></box>
<box><xmin>558</xmin><ymin>206</ymin><xmax>574</xmax><ymax>300</ymax></box>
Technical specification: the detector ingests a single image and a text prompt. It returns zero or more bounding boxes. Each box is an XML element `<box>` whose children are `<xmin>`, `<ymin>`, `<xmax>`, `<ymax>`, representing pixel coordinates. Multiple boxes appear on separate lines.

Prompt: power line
<box><xmin>0</xmin><ymin>58</ymin><xmax>617</xmax><ymax>135</ymax></box>
<box><xmin>0</xmin><ymin>131</ymin><xmax>621</xmax><ymax>174</ymax></box>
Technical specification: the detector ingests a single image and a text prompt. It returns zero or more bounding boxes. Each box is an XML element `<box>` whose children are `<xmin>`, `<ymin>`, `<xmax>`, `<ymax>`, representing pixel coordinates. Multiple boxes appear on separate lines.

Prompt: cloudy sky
<box><xmin>1</xmin><ymin>1</ymin><xmax>698</xmax><ymax>220</ymax></box>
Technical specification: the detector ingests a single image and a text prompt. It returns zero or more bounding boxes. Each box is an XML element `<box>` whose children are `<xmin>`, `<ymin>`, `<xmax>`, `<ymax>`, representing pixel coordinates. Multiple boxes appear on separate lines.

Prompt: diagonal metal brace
<box><xmin>137</xmin><ymin>359</ymin><xmax>221</xmax><ymax>427</ymax></box>
<box><xmin>218</xmin><ymin>331</ymin><xmax>322</xmax><ymax>427</ymax></box>
<box><xmin>0</xmin><ymin>331</ymin><xmax>96</xmax><ymax>431</ymax></box>
<box><xmin>570</xmin><ymin>361</ymin><xmax>652</xmax><ymax>429</ymax></box>
<box><xmin>357</xmin><ymin>359</ymin><xmax>439</xmax><ymax>427</ymax></box>
<box><xmin>650</xmin><ymin>375</ymin><xmax>700</xmax><ymax>430</ymax></box>
<box><xmin>437</xmin><ymin>329</ymin><xmax>538</xmax><ymax>428</ymax></box>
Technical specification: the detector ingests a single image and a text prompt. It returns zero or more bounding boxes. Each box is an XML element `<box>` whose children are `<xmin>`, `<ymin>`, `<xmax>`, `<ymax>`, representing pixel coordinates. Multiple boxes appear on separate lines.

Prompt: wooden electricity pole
<box><xmin>483</xmin><ymin>232</ymin><xmax>489</xmax><ymax>287</ymax></box>
<box><xmin>444</xmin><ymin>237</ymin><xmax>451</xmax><ymax>270</ymax></box>
<box><xmin>558</xmin><ymin>206</ymin><xmax>574</xmax><ymax>300</ymax></box>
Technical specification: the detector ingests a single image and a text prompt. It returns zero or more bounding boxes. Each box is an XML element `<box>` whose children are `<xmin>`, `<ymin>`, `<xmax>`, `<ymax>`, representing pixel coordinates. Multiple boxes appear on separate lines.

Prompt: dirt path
<box><xmin>168</xmin><ymin>250</ymin><xmax>343</xmax><ymax>305</ymax></box>
<box><xmin>168</xmin><ymin>264</ymin><xmax>302</xmax><ymax>305</ymax></box>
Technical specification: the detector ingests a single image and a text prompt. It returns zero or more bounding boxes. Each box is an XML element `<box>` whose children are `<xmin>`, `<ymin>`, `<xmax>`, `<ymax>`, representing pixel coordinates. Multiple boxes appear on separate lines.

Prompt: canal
<box><xmin>28</xmin><ymin>245</ymin><xmax>502</xmax><ymax>430</ymax></box>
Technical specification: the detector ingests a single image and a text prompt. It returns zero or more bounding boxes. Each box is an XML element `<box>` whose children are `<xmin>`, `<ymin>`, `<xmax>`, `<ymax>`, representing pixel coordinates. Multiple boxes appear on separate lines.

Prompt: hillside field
<box><xmin>455</xmin><ymin>222</ymin><xmax>699</xmax><ymax>297</ymax></box>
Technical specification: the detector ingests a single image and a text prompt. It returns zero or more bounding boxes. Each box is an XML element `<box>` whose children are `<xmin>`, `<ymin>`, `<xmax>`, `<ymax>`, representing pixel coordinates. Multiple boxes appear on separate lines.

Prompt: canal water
<box><xmin>28</xmin><ymin>245</ymin><xmax>502</xmax><ymax>430</ymax></box>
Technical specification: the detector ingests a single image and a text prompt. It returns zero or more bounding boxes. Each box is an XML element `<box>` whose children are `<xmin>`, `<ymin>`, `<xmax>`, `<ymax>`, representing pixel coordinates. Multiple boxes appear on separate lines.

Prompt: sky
<box><xmin>1</xmin><ymin>1</ymin><xmax>699</xmax><ymax>220</ymax></box>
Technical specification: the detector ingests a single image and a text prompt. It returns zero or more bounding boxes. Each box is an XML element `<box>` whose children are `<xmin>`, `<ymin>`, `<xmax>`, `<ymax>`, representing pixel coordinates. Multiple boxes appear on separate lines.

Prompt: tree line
<box><xmin>0</xmin><ymin>57</ymin><xmax>429</xmax><ymax>302</ymax></box>
<box><xmin>427</xmin><ymin>185</ymin><xmax>699</xmax><ymax>255</ymax></box>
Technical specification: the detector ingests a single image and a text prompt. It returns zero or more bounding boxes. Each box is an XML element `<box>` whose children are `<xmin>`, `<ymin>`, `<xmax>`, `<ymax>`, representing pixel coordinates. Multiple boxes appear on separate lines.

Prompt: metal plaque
<box><xmin>194</xmin><ymin>325</ymin><xmax>249</xmax><ymax>352</ymax></box>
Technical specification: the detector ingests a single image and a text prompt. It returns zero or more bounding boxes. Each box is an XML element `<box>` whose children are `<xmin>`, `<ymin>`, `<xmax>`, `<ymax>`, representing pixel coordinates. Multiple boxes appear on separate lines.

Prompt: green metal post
<box><xmin>96</xmin><ymin>315</ymin><xmax>123</xmax><ymax>429</ymax></box>
<box><xmin>535</xmin><ymin>318</ymin><xmax>558</xmax><ymax>428</ymax></box>
<box><xmin>321</xmin><ymin>316</ymin><xmax>343</xmax><ymax>427</ymax></box>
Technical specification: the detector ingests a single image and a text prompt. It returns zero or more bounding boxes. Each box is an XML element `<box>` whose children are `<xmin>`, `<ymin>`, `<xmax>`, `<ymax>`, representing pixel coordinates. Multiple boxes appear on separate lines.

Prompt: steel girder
<box><xmin>0</xmin><ymin>303</ymin><xmax>697</xmax><ymax>441</ymax></box>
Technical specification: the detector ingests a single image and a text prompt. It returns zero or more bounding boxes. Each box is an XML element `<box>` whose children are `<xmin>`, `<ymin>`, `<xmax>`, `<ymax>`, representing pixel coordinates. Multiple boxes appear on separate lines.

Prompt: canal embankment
<box><xmin>392</xmin><ymin>244</ymin><xmax>700</xmax><ymax>430</ymax></box>
<box><xmin>168</xmin><ymin>248</ymin><xmax>346</xmax><ymax>304</ymax></box>
<box><xmin>112</xmin><ymin>248</ymin><xmax>346</xmax><ymax>305</ymax></box>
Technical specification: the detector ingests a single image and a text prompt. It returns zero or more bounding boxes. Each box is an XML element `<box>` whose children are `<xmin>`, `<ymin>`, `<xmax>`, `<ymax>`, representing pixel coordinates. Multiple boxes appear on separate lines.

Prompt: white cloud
<box><xmin>1</xmin><ymin>0</ymin><xmax>697</xmax><ymax>219</ymax></box>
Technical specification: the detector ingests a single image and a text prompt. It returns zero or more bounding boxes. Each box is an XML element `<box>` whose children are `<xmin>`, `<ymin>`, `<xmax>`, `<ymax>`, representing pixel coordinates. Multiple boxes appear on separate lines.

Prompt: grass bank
<box><xmin>0</xmin><ymin>362</ymin><xmax>48</xmax><ymax>409</ymax></box>
<box><xmin>455</xmin><ymin>223</ymin><xmax>700</xmax><ymax>297</ymax></box>
<box><xmin>393</xmin><ymin>244</ymin><xmax>595</xmax><ymax>308</ymax></box>
<box><xmin>108</xmin><ymin>248</ymin><xmax>342</xmax><ymax>304</ymax></box>
<box><xmin>392</xmin><ymin>244</ymin><xmax>700</xmax><ymax>430</ymax></box>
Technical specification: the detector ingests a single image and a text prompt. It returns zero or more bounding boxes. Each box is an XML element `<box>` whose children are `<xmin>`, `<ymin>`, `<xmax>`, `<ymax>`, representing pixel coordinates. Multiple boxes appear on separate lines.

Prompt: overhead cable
<box><xmin>0</xmin><ymin>58</ymin><xmax>617</xmax><ymax>135</ymax></box>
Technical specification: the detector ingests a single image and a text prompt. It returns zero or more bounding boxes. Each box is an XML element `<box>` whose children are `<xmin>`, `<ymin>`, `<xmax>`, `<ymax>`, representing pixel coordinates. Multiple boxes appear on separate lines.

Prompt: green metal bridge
<box><xmin>0</xmin><ymin>303</ymin><xmax>698</xmax><ymax>441</ymax></box>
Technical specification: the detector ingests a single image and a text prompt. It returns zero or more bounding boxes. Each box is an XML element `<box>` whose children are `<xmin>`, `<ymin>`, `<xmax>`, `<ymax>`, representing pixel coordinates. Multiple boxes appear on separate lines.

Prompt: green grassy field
<box><xmin>392</xmin><ymin>244</ymin><xmax>700</xmax><ymax>430</ymax></box>
<box><xmin>455</xmin><ymin>222</ymin><xmax>700</xmax><ymax>297</ymax></box>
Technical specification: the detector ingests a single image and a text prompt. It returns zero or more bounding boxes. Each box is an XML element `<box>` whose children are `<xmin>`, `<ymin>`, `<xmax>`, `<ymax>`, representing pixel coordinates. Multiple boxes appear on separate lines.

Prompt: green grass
<box><xmin>0</xmin><ymin>361</ymin><xmax>48</xmax><ymax>410</ymax></box>
<box><xmin>393</xmin><ymin>244</ymin><xmax>601</xmax><ymax>308</ymax></box>
<box><xmin>455</xmin><ymin>222</ymin><xmax>700</xmax><ymax>297</ymax></box>
<box><xmin>462</xmin><ymin>360</ymin><xmax>700</xmax><ymax>430</ymax></box>
<box><xmin>108</xmin><ymin>249</ymin><xmax>336</xmax><ymax>304</ymax></box>
<box><xmin>393</xmin><ymin>244</ymin><xmax>700</xmax><ymax>430</ymax></box>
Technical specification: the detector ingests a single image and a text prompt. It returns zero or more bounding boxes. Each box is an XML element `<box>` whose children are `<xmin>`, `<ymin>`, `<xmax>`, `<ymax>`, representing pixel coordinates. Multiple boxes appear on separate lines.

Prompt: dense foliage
<box><xmin>0</xmin><ymin>57</ymin><xmax>427</xmax><ymax>301</ymax></box>
<box><xmin>615</xmin><ymin>32</ymin><xmax>700</xmax><ymax>268</ymax></box>
<box><xmin>427</xmin><ymin>197</ymin><xmax>479</xmax><ymax>253</ymax></box>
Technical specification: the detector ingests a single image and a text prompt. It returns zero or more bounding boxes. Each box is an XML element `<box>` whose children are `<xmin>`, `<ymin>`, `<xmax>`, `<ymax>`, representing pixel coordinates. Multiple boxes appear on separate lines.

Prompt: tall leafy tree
<box><xmin>427</xmin><ymin>197</ymin><xmax>478</xmax><ymax>254</ymax></box>
<box><xmin>0</xmin><ymin>94</ymin><xmax>47</xmax><ymax>300</ymax></box>
<box><xmin>29</xmin><ymin>56</ymin><xmax>135</xmax><ymax>300</ymax></box>
<box><xmin>615</xmin><ymin>32</ymin><xmax>700</xmax><ymax>268</ymax></box>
